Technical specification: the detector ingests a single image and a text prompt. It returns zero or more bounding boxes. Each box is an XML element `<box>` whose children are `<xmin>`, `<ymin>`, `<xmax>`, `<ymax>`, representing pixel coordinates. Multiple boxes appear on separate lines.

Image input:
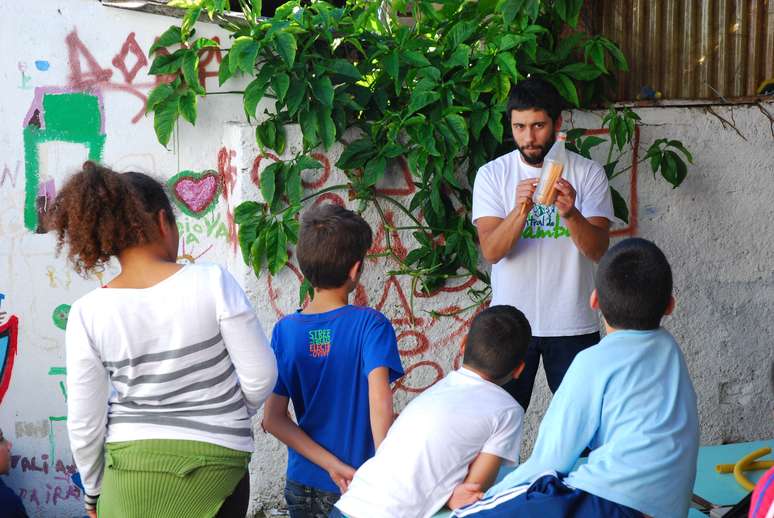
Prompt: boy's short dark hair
<box><xmin>297</xmin><ymin>204</ymin><xmax>373</xmax><ymax>289</ymax></box>
<box><xmin>596</xmin><ymin>238</ymin><xmax>673</xmax><ymax>330</ymax></box>
<box><xmin>507</xmin><ymin>77</ymin><xmax>564</xmax><ymax>121</ymax></box>
<box><xmin>463</xmin><ymin>305</ymin><xmax>531</xmax><ymax>380</ymax></box>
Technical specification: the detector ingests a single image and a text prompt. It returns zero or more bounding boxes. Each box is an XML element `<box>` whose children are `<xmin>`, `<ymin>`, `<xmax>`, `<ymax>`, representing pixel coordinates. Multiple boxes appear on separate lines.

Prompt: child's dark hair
<box><xmin>596</xmin><ymin>238</ymin><xmax>673</xmax><ymax>330</ymax></box>
<box><xmin>507</xmin><ymin>77</ymin><xmax>564</xmax><ymax>121</ymax></box>
<box><xmin>463</xmin><ymin>305</ymin><xmax>531</xmax><ymax>380</ymax></box>
<box><xmin>48</xmin><ymin>161</ymin><xmax>175</xmax><ymax>275</ymax></box>
<box><xmin>296</xmin><ymin>204</ymin><xmax>372</xmax><ymax>289</ymax></box>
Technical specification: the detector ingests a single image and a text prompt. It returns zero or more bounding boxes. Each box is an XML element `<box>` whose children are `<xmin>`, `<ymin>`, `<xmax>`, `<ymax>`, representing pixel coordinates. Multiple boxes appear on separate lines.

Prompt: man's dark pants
<box><xmin>503</xmin><ymin>332</ymin><xmax>600</xmax><ymax>413</ymax></box>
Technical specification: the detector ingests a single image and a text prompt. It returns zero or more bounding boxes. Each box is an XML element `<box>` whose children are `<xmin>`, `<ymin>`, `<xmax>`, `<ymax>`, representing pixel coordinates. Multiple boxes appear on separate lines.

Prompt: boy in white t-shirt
<box><xmin>330</xmin><ymin>305</ymin><xmax>531</xmax><ymax>518</ymax></box>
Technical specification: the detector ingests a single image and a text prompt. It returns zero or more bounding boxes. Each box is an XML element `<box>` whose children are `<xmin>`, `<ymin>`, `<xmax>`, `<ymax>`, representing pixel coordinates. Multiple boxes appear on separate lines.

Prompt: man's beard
<box><xmin>516</xmin><ymin>134</ymin><xmax>555</xmax><ymax>165</ymax></box>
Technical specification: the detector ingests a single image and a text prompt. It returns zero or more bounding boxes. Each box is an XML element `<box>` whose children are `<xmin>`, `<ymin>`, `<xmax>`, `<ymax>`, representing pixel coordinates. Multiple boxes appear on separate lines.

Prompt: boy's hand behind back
<box><xmin>329</xmin><ymin>461</ymin><xmax>356</xmax><ymax>493</ymax></box>
<box><xmin>447</xmin><ymin>482</ymin><xmax>484</xmax><ymax>510</ymax></box>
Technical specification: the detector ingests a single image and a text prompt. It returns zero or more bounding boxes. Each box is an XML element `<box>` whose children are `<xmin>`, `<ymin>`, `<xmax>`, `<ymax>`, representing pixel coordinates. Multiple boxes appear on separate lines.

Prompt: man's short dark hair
<box><xmin>296</xmin><ymin>203</ymin><xmax>373</xmax><ymax>289</ymax></box>
<box><xmin>463</xmin><ymin>305</ymin><xmax>532</xmax><ymax>379</ymax></box>
<box><xmin>507</xmin><ymin>77</ymin><xmax>564</xmax><ymax>121</ymax></box>
<box><xmin>596</xmin><ymin>238</ymin><xmax>673</xmax><ymax>330</ymax></box>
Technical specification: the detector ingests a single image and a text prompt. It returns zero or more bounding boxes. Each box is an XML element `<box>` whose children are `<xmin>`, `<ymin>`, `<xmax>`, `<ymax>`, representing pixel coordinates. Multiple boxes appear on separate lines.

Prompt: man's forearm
<box><xmin>479</xmin><ymin>210</ymin><xmax>529</xmax><ymax>264</ymax></box>
<box><xmin>562</xmin><ymin>208</ymin><xmax>609</xmax><ymax>262</ymax></box>
<box><xmin>266</xmin><ymin>413</ymin><xmax>342</xmax><ymax>472</ymax></box>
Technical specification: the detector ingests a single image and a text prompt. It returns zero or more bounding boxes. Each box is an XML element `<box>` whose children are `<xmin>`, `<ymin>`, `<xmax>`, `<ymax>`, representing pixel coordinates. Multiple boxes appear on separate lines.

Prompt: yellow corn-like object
<box><xmin>714</xmin><ymin>460</ymin><xmax>774</xmax><ymax>473</ymax></box>
<box><xmin>728</xmin><ymin>447</ymin><xmax>772</xmax><ymax>491</ymax></box>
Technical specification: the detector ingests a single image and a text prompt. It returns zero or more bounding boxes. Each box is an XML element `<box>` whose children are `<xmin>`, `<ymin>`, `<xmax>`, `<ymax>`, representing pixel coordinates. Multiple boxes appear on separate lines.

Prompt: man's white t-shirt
<box><xmin>334</xmin><ymin>368</ymin><xmax>523</xmax><ymax>518</ymax></box>
<box><xmin>472</xmin><ymin>150</ymin><xmax>614</xmax><ymax>336</ymax></box>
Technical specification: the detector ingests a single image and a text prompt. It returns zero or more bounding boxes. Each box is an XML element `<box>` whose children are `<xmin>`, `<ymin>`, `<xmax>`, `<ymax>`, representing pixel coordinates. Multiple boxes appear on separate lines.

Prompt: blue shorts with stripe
<box><xmin>452</xmin><ymin>472</ymin><xmax>644</xmax><ymax>518</ymax></box>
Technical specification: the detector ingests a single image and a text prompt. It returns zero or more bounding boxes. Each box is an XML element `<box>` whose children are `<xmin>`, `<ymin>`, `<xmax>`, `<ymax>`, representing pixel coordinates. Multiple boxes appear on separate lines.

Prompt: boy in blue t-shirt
<box><xmin>454</xmin><ymin>238</ymin><xmax>700</xmax><ymax>518</ymax></box>
<box><xmin>263</xmin><ymin>204</ymin><xmax>404</xmax><ymax>518</ymax></box>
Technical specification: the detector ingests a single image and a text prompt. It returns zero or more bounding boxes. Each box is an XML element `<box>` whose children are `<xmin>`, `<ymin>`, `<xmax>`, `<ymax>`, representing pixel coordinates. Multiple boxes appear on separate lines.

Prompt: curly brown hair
<box><xmin>47</xmin><ymin>161</ymin><xmax>175</xmax><ymax>275</ymax></box>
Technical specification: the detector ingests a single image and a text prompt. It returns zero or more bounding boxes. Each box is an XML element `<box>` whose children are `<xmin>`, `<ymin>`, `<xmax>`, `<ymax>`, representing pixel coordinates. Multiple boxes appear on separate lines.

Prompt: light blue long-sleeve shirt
<box><xmin>487</xmin><ymin>328</ymin><xmax>699</xmax><ymax>518</ymax></box>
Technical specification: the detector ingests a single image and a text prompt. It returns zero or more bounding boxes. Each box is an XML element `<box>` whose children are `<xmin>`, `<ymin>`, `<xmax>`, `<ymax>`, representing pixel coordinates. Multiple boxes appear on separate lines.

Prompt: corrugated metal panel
<box><xmin>593</xmin><ymin>0</ymin><xmax>774</xmax><ymax>100</ymax></box>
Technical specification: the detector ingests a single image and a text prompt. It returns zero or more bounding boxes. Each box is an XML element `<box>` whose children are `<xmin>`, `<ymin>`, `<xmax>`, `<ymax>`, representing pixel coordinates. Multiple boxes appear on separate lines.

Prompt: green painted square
<box><xmin>42</xmin><ymin>93</ymin><xmax>102</xmax><ymax>139</ymax></box>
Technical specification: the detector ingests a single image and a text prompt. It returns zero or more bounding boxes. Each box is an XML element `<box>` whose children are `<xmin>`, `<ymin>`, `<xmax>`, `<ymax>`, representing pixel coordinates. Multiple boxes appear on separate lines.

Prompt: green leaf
<box><xmin>296</xmin><ymin>156</ymin><xmax>321</xmax><ymax>173</ymax></box>
<box><xmin>470</xmin><ymin>108</ymin><xmax>489</xmax><ymax>139</ymax></box>
<box><xmin>401</xmin><ymin>50</ymin><xmax>431</xmax><ymax>67</ymax></box>
<box><xmin>260</xmin><ymin>161</ymin><xmax>282</xmax><ymax>206</ymax></box>
<box><xmin>298</xmin><ymin>277</ymin><xmax>314</xmax><ymax>305</ymax></box>
<box><xmin>610</xmin><ymin>186</ymin><xmax>629</xmax><ymax>223</ymax></box>
<box><xmin>218</xmin><ymin>52</ymin><xmax>232</xmax><ymax>86</ymax></box>
<box><xmin>244</xmin><ymin>75</ymin><xmax>270</xmax><ymax>119</ymax></box>
<box><xmin>238</xmin><ymin>223</ymin><xmax>258</xmax><ymax>265</ymax></box>
<box><xmin>182</xmin><ymin>51</ymin><xmax>204</xmax><ymax>94</ymax></box>
<box><xmin>272</xmin><ymin>72</ymin><xmax>290</xmax><ymax>104</ymax></box>
<box><xmin>179</xmin><ymin>90</ymin><xmax>197</xmax><ymax>124</ymax></box>
<box><xmin>153</xmin><ymin>94</ymin><xmax>180</xmax><ymax>147</ymax></box>
<box><xmin>328</xmin><ymin>59</ymin><xmax>362</xmax><ymax>80</ymax></box>
<box><xmin>667</xmin><ymin>140</ymin><xmax>694</xmax><ymax>163</ymax></box>
<box><xmin>191</xmin><ymin>37</ymin><xmax>218</xmax><ymax>51</ymax></box>
<box><xmin>444</xmin><ymin>114</ymin><xmax>469</xmax><ymax>148</ymax></box>
<box><xmin>546</xmin><ymin>73</ymin><xmax>579</xmax><ymax>107</ymax></box>
<box><xmin>275</xmin><ymin>124</ymin><xmax>287</xmax><ymax>155</ymax></box>
<box><xmin>311</xmin><ymin>76</ymin><xmax>334</xmax><ymax>108</ymax></box>
<box><xmin>318</xmin><ymin>107</ymin><xmax>336</xmax><ymax>150</ymax></box>
<box><xmin>445</xmin><ymin>44</ymin><xmax>470</xmax><ymax>69</ymax></box>
<box><xmin>588</xmin><ymin>41</ymin><xmax>607</xmax><ymax>73</ymax></box>
<box><xmin>407</xmin><ymin>89</ymin><xmax>440</xmax><ymax>115</ymax></box>
<box><xmin>266</xmin><ymin>224</ymin><xmax>288</xmax><ymax>275</ymax></box>
<box><xmin>300</xmin><ymin>107</ymin><xmax>320</xmax><ymax>148</ymax></box>
<box><xmin>234</xmin><ymin>200</ymin><xmax>262</xmax><ymax>224</ymax></box>
<box><xmin>363</xmin><ymin>155</ymin><xmax>387</xmax><ymax>186</ymax></box>
<box><xmin>601</xmin><ymin>38</ymin><xmax>629</xmax><ymax>71</ymax></box>
<box><xmin>604</xmin><ymin>159</ymin><xmax>619</xmax><ymax>179</ymax></box>
<box><xmin>145</xmin><ymin>83</ymin><xmax>175</xmax><ymax>114</ymax></box>
<box><xmin>447</xmin><ymin>21</ymin><xmax>476</xmax><ymax>48</ymax></box>
<box><xmin>579</xmin><ymin>135</ymin><xmax>606</xmax><ymax>158</ymax></box>
<box><xmin>495</xmin><ymin>52</ymin><xmax>519</xmax><ymax>82</ymax></box>
<box><xmin>229</xmin><ymin>36</ymin><xmax>259</xmax><ymax>74</ymax></box>
<box><xmin>337</xmin><ymin>137</ymin><xmax>375</xmax><ymax>169</ymax></box>
<box><xmin>486</xmin><ymin>109</ymin><xmax>504</xmax><ymax>142</ymax></box>
<box><xmin>181</xmin><ymin>6</ymin><xmax>202</xmax><ymax>38</ymax></box>
<box><xmin>384</xmin><ymin>49</ymin><xmax>400</xmax><ymax>79</ymax></box>
<box><xmin>286</xmin><ymin>77</ymin><xmax>306</xmax><ymax>117</ymax></box>
<box><xmin>149</xmin><ymin>50</ymin><xmax>185</xmax><ymax>74</ymax></box>
<box><xmin>662</xmin><ymin>150</ymin><xmax>687</xmax><ymax>187</ymax></box>
<box><xmin>274</xmin><ymin>32</ymin><xmax>297</xmax><ymax>68</ymax></box>
<box><xmin>256</xmin><ymin>119</ymin><xmax>277</xmax><ymax>150</ymax></box>
<box><xmin>149</xmin><ymin>26</ymin><xmax>182</xmax><ymax>55</ymax></box>
<box><xmin>286</xmin><ymin>164</ymin><xmax>302</xmax><ymax>205</ymax></box>
<box><xmin>559</xmin><ymin>62</ymin><xmax>603</xmax><ymax>81</ymax></box>
<box><xmin>250</xmin><ymin>232</ymin><xmax>266</xmax><ymax>276</ymax></box>
<box><xmin>498</xmin><ymin>0</ymin><xmax>526</xmax><ymax>25</ymax></box>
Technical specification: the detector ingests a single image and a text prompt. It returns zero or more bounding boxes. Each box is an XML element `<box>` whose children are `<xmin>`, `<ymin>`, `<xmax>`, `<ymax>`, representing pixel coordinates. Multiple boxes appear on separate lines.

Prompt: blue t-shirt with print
<box><xmin>271</xmin><ymin>305</ymin><xmax>404</xmax><ymax>493</ymax></box>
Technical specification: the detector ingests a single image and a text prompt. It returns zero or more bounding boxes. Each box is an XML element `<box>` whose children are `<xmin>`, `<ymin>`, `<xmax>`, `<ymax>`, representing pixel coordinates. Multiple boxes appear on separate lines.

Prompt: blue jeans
<box><xmin>502</xmin><ymin>332</ymin><xmax>600</xmax><ymax>412</ymax></box>
<box><xmin>284</xmin><ymin>480</ymin><xmax>340</xmax><ymax>518</ymax></box>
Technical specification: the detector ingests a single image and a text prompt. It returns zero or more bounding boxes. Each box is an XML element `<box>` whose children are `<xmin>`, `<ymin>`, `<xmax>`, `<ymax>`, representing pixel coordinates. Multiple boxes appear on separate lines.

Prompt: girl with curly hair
<box><xmin>49</xmin><ymin>161</ymin><xmax>277</xmax><ymax>518</ymax></box>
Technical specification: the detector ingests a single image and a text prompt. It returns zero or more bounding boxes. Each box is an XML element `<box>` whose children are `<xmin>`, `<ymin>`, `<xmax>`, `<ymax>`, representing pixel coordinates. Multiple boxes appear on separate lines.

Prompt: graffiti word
<box><xmin>177</xmin><ymin>239</ymin><xmax>213</xmax><ymax>265</ymax></box>
<box><xmin>52</xmin><ymin>304</ymin><xmax>71</xmax><ymax>331</ymax></box>
<box><xmin>18</xmin><ymin>62</ymin><xmax>31</xmax><ymax>89</ymax></box>
<box><xmin>0</xmin><ymin>316</ymin><xmax>19</xmax><ymax>404</ymax></box>
<box><xmin>35</xmin><ymin>60</ymin><xmax>51</xmax><ymax>71</ymax></box>
<box><xmin>177</xmin><ymin>212</ymin><xmax>230</xmax><ymax>246</ymax></box>
<box><xmin>46</xmin><ymin>266</ymin><xmax>73</xmax><ymax>289</ymax></box>
<box><xmin>23</xmin><ymin>88</ymin><xmax>106</xmax><ymax>231</ymax></box>
<box><xmin>1</xmin><ymin>162</ymin><xmax>21</xmax><ymax>188</ymax></box>
<box><xmin>169</xmin><ymin>170</ymin><xmax>222</xmax><ymax>218</ymax></box>
<box><xmin>17</xmin><ymin>482</ymin><xmax>81</xmax><ymax>507</ymax></box>
<box><xmin>16</xmin><ymin>420</ymin><xmax>51</xmax><ymax>439</ymax></box>
<box><xmin>65</xmin><ymin>29</ymin><xmax>221</xmax><ymax>124</ymax></box>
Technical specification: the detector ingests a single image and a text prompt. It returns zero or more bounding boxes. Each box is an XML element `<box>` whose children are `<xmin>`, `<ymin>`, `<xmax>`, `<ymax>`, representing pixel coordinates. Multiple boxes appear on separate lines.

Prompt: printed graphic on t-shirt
<box><xmin>308</xmin><ymin>329</ymin><xmax>331</xmax><ymax>358</ymax></box>
<box><xmin>523</xmin><ymin>204</ymin><xmax>570</xmax><ymax>239</ymax></box>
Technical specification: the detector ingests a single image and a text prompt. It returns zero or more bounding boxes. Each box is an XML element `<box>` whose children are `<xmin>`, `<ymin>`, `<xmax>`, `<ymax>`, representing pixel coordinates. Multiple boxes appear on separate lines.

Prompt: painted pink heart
<box><xmin>173</xmin><ymin>173</ymin><xmax>219</xmax><ymax>214</ymax></box>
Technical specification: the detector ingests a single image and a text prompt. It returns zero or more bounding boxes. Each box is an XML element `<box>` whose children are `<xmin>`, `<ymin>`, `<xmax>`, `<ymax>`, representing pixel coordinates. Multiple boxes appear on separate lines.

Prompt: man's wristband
<box><xmin>84</xmin><ymin>492</ymin><xmax>99</xmax><ymax>511</ymax></box>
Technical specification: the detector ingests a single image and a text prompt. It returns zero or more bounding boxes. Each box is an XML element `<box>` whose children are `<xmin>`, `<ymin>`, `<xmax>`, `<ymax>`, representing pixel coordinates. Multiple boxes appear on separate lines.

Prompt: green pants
<box><xmin>97</xmin><ymin>439</ymin><xmax>250</xmax><ymax>518</ymax></box>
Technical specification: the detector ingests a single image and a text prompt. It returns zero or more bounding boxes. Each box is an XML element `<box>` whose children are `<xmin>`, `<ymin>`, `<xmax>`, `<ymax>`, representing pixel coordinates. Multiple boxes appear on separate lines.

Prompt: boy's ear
<box><xmin>589</xmin><ymin>289</ymin><xmax>599</xmax><ymax>310</ymax></box>
<box><xmin>664</xmin><ymin>295</ymin><xmax>676</xmax><ymax>316</ymax></box>
<box><xmin>554</xmin><ymin>115</ymin><xmax>563</xmax><ymax>131</ymax></box>
<box><xmin>459</xmin><ymin>337</ymin><xmax>467</xmax><ymax>356</ymax></box>
<box><xmin>512</xmin><ymin>361</ymin><xmax>525</xmax><ymax>380</ymax></box>
<box><xmin>157</xmin><ymin>209</ymin><xmax>172</xmax><ymax>236</ymax></box>
<box><xmin>348</xmin><ymin>260</ymin><xmax>363</xmax><ymax>282</ymax></box>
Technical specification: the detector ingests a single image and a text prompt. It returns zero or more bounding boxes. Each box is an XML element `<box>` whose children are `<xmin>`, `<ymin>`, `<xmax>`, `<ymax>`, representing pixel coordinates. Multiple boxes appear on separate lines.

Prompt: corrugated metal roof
<box><xmin>593</xmin><ymin>0</ymin><xmax>774</xmax><ymax>100</ymax></box>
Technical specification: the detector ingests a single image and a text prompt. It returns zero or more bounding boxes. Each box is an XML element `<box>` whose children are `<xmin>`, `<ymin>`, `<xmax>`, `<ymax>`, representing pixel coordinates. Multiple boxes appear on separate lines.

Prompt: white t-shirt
<box><xmin>65</xmin><ymin>263</ymin><xmax>277</xmax><ymax>495</ymax></box>
<box><xmin>472</xmin><ymin>150</ymin><xmax>614</xmax><ymax>336</ymax></box>
<box><xmin>335</xmin><ymin>368</ymin><xmax>523</xmax><ymax>518</ymax></box>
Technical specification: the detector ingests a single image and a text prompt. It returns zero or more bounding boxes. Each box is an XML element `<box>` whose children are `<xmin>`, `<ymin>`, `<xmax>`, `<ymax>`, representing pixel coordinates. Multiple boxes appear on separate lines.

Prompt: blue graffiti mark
<box><xmin>0</xmin><ymin>293</ymin><xmax>5</xmax><ymax>308</ymax></box>
<box><xmin>34</xmin><ymin>60</ymin><xmax>50</xmax><ymax>71</ymax></box>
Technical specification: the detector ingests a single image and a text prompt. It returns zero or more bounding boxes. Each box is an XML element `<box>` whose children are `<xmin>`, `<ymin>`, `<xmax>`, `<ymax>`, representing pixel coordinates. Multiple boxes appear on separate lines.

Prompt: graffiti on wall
<box><xmin>0</xmin><ymin>315</ymin><xmax>20</xmax><ymax>405</ymax></box>
<box><xmin>168</xmin><ymin>170</ymin><xmax>222</xmax><ymax>218</ymax></box>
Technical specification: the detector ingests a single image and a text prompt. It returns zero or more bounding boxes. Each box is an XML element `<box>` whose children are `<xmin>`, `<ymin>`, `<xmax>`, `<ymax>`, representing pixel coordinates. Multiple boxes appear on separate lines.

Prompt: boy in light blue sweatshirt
<box><xmin>453</xmin><ymin>238</ymin><xmax>699</xmax><ymax>518</ymax></box>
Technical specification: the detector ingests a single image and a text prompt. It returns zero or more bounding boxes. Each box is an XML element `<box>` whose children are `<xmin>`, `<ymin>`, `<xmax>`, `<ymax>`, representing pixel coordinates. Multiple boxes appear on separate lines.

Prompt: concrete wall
<box><xmin>0</xmin><ymin>2</ymin><xmax>772</xmax><ymax>516</ymax></box>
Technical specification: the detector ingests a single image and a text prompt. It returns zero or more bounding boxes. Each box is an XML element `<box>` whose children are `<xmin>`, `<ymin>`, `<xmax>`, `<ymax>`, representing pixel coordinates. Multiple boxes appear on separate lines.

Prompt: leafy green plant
<box><xmin>146</xmin><ymin>0</ymin><xmax>691</xmax><ymax>305</ymax></box>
